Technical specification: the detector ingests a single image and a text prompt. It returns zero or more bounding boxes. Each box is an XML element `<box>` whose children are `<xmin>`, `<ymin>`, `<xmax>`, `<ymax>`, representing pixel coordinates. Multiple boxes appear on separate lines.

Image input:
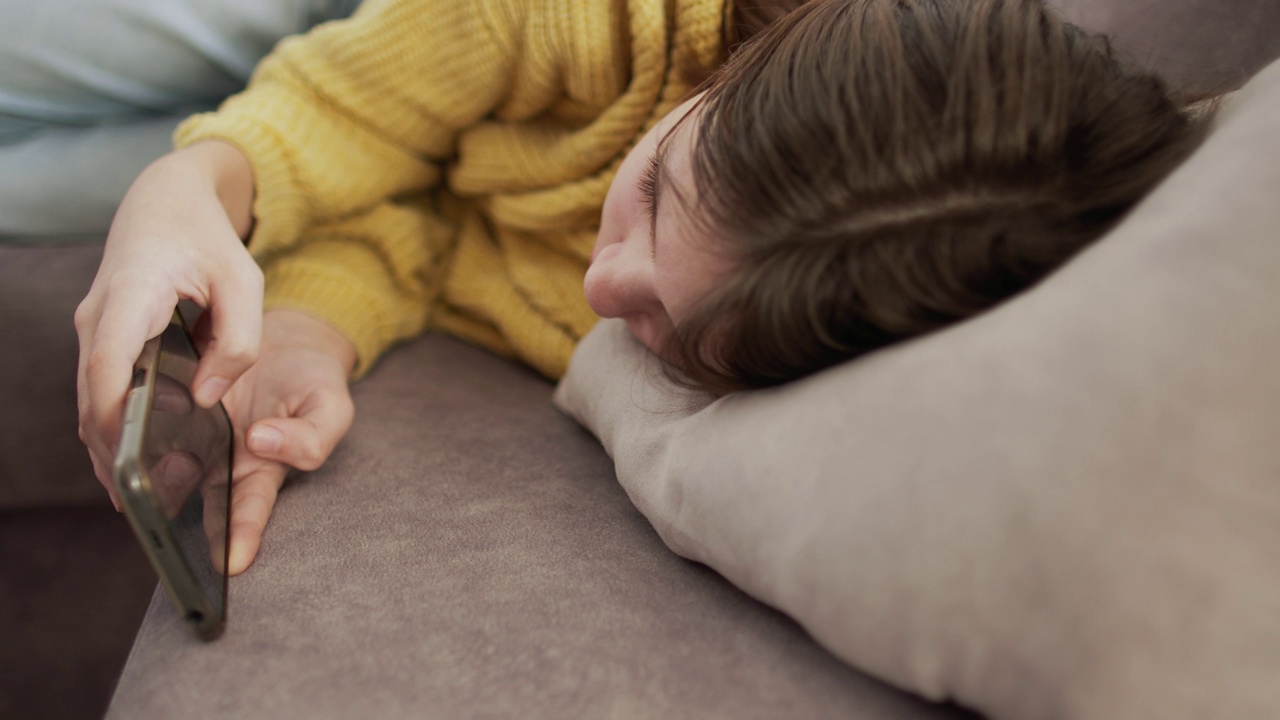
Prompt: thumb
<box><xmin>244</xmin><ymin>392</ymin><xmax>353</xmax><ymax>471</ymax></box>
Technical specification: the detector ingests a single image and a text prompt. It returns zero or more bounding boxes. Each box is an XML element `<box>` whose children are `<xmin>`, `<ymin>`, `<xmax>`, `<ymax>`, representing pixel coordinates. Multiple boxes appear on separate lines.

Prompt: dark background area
<box><xmin>1</xmin><ymin>504</ymin><xmax>155</xmax><ymax>720</ymax></box>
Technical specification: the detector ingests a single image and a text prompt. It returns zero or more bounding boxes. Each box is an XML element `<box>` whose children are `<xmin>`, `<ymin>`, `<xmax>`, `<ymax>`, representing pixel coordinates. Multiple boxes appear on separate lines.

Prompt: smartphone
<box><xmin>113</xmin><ymin>310</ymin><xmax>233</xmax><ymax>641</ymax></box>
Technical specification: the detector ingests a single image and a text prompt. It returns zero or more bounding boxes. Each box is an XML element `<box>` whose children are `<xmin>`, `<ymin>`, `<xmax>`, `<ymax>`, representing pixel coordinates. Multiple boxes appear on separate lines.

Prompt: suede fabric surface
<box><xmin>1047</xmin><ymin>0</ymin><xmax>1280</xmax><ymax>97</ymax></box>
<box><xmin>0</xmin><ymin>242</ymin><xmax>105</xmax><ymax>509</ymax></box>
<box><xmin>554</xmin><ymin>59</ymin><xmax>1280</xmax><ymax>720</ymax></box>
<box><xmin>106</xmin><ymin>334</ymin><xmax>972</xmax><ymax>719</ymax></box>
<box><xmin>0</xmin><ymin>506</ymin><xmax>154</xmax><ymax>719</ymax></box>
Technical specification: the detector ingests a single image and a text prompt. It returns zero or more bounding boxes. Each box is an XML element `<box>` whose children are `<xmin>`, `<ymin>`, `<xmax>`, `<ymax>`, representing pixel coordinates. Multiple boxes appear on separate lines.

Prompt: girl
<box><xmin>76</xmin><ymin>0</ymin><xmax>1208</xmax><ymax>573</ymax></box>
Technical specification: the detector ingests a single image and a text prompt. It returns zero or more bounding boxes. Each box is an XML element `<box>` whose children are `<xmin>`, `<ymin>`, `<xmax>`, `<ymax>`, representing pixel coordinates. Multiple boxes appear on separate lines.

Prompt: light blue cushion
<box><xmin>0</xmin><ymin>0</ymin><xmax>362</xmax><ymax>239</ymax></box>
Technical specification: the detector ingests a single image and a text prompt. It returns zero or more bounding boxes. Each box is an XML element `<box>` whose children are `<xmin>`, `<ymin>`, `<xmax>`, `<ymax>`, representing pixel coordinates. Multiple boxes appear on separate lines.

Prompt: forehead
<box><xmin>653</xmin><ymin>94</ymin><xmax>704</xmax><ymax>153</ymax></box>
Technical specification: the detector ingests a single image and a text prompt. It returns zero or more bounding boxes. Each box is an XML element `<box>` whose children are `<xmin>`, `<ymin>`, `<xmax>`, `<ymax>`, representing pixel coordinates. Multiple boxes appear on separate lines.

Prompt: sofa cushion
<box><xmin>0</xmin><ymin>243</ymin><xmax>106</xmax><ymax>509</ymax></box>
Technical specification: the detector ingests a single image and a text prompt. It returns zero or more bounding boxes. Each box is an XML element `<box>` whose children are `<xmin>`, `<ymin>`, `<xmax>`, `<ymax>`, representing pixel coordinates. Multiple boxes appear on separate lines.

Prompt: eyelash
<box><xmin>638</xmin><ymin>154</ymin><xmax>660</xmax><ymax>223</ymax></box>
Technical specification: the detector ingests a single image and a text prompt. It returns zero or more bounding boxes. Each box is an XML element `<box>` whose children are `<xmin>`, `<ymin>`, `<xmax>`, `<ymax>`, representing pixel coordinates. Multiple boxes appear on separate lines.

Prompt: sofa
<box><xmin>0</xmin><ymin>243</ymin><xmax>158</xmax><ymax>720</ymax></box>
<box><xmin>3</xmin><ymin>1</ymin><xmax>1277</xmax><ymax>718</ymax></box>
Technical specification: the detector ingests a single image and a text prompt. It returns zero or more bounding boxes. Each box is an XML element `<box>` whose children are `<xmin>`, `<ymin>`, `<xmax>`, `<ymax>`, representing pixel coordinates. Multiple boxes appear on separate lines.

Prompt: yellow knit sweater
<box><xmin>174</xmin><ymin>0</ymin><xmax>727</xmax><ymax>379</ymax></box>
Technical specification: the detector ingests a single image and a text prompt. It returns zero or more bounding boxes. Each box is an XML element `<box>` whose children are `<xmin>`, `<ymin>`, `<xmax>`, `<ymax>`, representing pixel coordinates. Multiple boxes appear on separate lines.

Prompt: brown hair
<box><xmin>725</xmin><ymin>1</ymin><xmax>809</xmax><ymax>52</ymax></box>
<box><xmin>670</xmin><ymin>0</ymin><xmax>1211</xmax><ymax>395</ymax></box>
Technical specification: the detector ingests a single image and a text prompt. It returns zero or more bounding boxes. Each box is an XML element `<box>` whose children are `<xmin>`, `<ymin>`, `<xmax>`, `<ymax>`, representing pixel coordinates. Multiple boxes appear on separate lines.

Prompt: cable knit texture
<box><xmin>175</xmin><ymin>0</ymin><xmax>726</xmax><ymax>378</ymax></box>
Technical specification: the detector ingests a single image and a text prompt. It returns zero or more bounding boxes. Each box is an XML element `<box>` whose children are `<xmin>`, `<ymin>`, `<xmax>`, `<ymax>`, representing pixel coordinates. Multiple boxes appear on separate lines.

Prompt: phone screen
<box><xmin>142</xmin><ymin>320</ymin><xmax>233</xmax><ymax>626</ymax></box>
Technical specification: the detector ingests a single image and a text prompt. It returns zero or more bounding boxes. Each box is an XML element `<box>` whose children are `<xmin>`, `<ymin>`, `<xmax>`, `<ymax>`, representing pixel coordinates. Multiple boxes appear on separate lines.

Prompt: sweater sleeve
<box><xmin>174</xmin><ymin>0</ymin><xmax>523</xmax><ymax>375</ymax></box>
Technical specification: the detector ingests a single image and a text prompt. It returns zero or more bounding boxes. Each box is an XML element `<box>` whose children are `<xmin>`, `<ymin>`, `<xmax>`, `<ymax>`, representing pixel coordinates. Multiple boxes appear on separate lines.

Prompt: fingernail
<box><xmin>195</xmin><ymin>376</ymin><xmax>230</xmax><ymax>406</ymax></box>
<box><xmin>248</xmin><ymin>426</ymin><xmax>283</xmax><ymax>454</ymax></box>
<box><xmin>228</xmin><ymin>541</ymin><xmax>251</xmax><ymax>576</ymax></box>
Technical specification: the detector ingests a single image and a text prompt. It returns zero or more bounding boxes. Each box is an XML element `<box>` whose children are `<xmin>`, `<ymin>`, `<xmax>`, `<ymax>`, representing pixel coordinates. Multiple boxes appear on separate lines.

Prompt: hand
<box><xmin>215</xmin><ymin>309</ymin><xmax>357</xmax><ymax>574</ymax></box>
<box><xmin>76</xmin><ymin>141</ymin><xmax>257</xmax><ymax>504</ymax></box>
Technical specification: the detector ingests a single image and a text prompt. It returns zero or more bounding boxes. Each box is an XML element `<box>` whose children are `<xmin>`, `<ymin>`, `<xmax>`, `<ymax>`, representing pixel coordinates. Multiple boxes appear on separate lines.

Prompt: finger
<box><xmin>78</xmin><ymin>406</ymin><xmax>114</xmax><ymax>493</ymax></box>
<box><xmin>190</xmin><ymin>309</ymin><xmax>215</xmax><ymax>355</ymax></box>
<box><xmin>77</xmin><ymin>393</ymin><xmax>116</xmax><ymax>499</ymax></box>
<box><xmin>245</xmin><ymin>390</ymin><xmax>355</xmax><ymax>471</ymax></box>
<box><xmin>75</xmin><ymin>296</ymin><xmax>116</xmax><ymax>479</ymax></box>
<box><xmin>152</xmin><ymin>451</ymin><xmax>203</xmax><ymax>518</ymax></box>
<box><xmin>81</xmin><ymin>285</ymin><xmax>173</xmax><ymax>452</ymax></box>
<box><xmin>191</xmin><ymin>261</ymin><xmax>263</xmax><ymax>408</ymax></box>
<box><xmin>74</xmin><ymin>292</ymin><xmax>103</xmax><ymax>442</ymax></box>
<box><xmin>89</xmin><ymin>452</ymin><xmax>121</xmax><ymax>512</ymax></box>
<box><xmin>226</xmin><ymin>463</ymin><xmax>287</xmax><ymax>575</ymax></box>
<box><xmin>76</xmin><ymin>299</ymin><xmax>122</xmax><ymax>506</ymax></box>
<box><xmin>202</xmin><ymin>469</ymin><xmax>232</xmax><ymax>575</ymax></box>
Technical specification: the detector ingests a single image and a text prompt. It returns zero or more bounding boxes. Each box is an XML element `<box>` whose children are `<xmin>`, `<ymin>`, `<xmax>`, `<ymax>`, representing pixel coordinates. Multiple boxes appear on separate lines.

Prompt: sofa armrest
<box><xmin>0</xmin><ymin>244</ymin><xmax>106</xmax><ymax>510</ymax></box>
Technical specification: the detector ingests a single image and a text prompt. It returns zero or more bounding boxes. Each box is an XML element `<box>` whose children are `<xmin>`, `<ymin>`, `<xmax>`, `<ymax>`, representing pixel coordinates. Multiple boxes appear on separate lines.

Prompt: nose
<box><xmin>583</xmin><ymin>236</ymin><xmax>658</xmax><ymax>319</ymax></box>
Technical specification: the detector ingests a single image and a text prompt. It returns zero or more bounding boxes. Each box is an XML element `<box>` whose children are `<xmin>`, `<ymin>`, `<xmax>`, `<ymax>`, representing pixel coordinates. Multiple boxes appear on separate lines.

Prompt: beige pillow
<box><xmin>554</xmin><ymin>60</ymin><xmax>1280</xmax><ymax>719</ymax></box>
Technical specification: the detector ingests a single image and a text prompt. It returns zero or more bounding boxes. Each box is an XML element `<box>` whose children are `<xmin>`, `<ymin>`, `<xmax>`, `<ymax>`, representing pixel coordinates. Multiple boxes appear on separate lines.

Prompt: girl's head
<box><xmin>585</xmin><ymin>0</ymin><xmax>1210</xmax><ymax>394</ymax></box>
